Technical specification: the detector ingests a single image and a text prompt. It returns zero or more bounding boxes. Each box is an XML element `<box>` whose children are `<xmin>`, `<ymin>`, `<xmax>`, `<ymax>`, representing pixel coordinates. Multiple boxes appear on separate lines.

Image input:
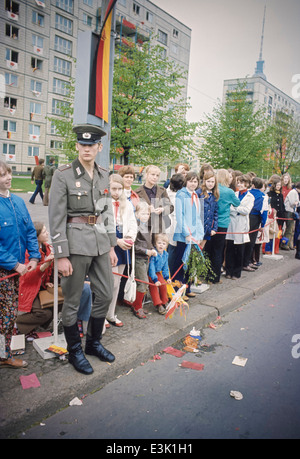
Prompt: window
<box><xmin>50</xmin><ymin>140</ymin><xmax>63</xmax><ymax>149</ymax></box>
<box><xmin>133</xmin><ymin>3</ymin><xmax>140</xmax><ymax>15</ymax></box>
<box><xmin>32</xmin><ymin>34</ymin><xmax>44</xmax><ymax>49</ymax></box>
<box><xmin>28</xmin><ymin>146</ymin><xmax>39</xmax><ymax>157</ymax></box>
<box><xmin>5</xmin><ymin>0</ymin><xmax>19</xmax><ymax>15</ymax></box>
<box><xmin>56</xmin><ymin>0</ymin><xmax>73</xmax><ymax>14</ymax></box>
<box><xmin>52</xmin><ymin>98</ymin><xmax>70</xmax><ymax>115</ymax></box>
<box><xmin>54</xmin><ymin>56</ymin><xmax>71</xmax><ymax>76</ymax></box>
<box><xmin>30</xmin><ymin>101</ymin><xmax>42</xmax><ymax>115</ymax></box>
<box><xmin>119</xmin><ymin>0</ymin><xmax>126</xmax><ymax>6</ymax></box>
<box><xmin>146</xmin><ymin>11</ymin><xmax>153</xmax><ymax>23</ymax></box>
<box><xmin>5</xmin><ymin>48</ymin><xmax>18</xmax><ymax>64</ymax></box>
<box><xmin>5</xmin><ymin>23</ymin><xmax>19</xmax><ymax>38</ymax></box>
<box><xmin>83</xmin><ymin>13</ymin><xmax>92</xmax><ymax>26</ymax></box>
<box><xmin>31</xmin><ymin>79</ymin><xmax>42</xmax><ymax>93</ymax></box>
<box><xmin>3</xmin><ymin>143</ymin><xmax>16</xmax><ymax>156</ymax></box>
<box><xmin>50</xmin><ymin>123</ymin><xmax>58</xmax><ymax>134</ymax></box>
<box><xmin>173</xmin><ymin>29</ymin><xmax>179</xmax><ymax>38</ymax></box>
<box><xmin>32</xmin><ymin>11</ymin><xmax>44</xmax><ymax>27</ymax></box>
<box><xmin>54</xmin><ymin>35</ymin><xmax>72</xmax><ymax>55</ymax></box>
<box><xmin>53</xmin><ymin>77</ymin><xmax>69</xmax><ymax>95</ymax></box>
<box><xmin>31</xmin><ymin>57</ymin><xmax>43</xmax><ymax>71</ymax></box>
<box><xmin>83</xmin><ymin>0</ymin><xmax>93</xmax><ymax>6</ymax></box>
<box><xmin>5</xmin><ymin>72</ymin><xmax>18</xmax><ymax>87</ymax></box>
<box><xmin>29</xmin><ymin>124</ymin><xmax>40</xmax><ymax>136</ymax></box>
<box><xmin>158</xmin><ymin>29</ymin><xmax>168</xmax><ymax>45</ymax></box>
<box><xmin>3</xmin><ymin>120</ymin><xmax>17</xmax><ymax>132</ymax></box>
<box><xmin>268</xmin><ymin>96</ymin><xmax>273</xmax><ymax>105</ymax></box>
<box><xmin>55</xmin><ymin>13</ymin><xmax>73</xmax><ymax>35</ymax></box>
<box><xmin>4</xmin><ymin>96</ymin><xmax>17</xmax><ymax>109</ymax></box>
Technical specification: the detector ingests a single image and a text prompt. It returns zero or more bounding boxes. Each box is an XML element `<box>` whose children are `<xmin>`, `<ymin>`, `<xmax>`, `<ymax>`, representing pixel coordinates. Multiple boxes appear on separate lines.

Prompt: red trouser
<box><xmin>148</xmin><ymin>272</ymin><xmax>168</xmax><ymax>307</ymax></box>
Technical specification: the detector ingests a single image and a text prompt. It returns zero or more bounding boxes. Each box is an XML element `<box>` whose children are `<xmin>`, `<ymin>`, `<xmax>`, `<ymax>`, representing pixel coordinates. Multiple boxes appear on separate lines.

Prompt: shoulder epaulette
<box><xmin>58</xmin><ymin>164</ymin><xmax>71</xmax><ymax>172</ymax></box>
<box><xmin>97</xmin><ymin>164</ymin><xmax>108</xmax><ymax>173</ymax></box>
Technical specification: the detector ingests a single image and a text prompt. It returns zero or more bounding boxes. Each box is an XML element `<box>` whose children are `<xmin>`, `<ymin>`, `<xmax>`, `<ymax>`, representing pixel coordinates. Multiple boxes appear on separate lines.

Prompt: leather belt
<box><xmin>67</xmin><ymin>215</ymin><xmax>97</xmax><ymax>225</ymax></box>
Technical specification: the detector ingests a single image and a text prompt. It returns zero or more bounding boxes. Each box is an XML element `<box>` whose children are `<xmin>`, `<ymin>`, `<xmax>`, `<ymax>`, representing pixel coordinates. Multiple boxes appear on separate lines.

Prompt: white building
<box><xmin>1</xmin><ymin>0</ymin><xmax>191</xmax><ymax>173</ymax></box>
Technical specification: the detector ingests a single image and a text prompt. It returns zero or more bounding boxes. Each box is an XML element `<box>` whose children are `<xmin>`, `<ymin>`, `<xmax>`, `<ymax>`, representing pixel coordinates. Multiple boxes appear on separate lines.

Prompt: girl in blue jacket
<box><xmin>196</xmin><ymin>170</ymin><xmax>219</xmax><ymax>245</ymax></box>
<box><xmin>171</xmin><ymin>171</ymin><xmax>204</xmax><ymax>298</ymax></box>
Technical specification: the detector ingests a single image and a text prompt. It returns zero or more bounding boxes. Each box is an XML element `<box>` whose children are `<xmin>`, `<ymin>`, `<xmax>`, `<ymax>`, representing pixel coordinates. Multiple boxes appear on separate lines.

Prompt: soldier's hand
<box><xmin>57</xmin><ymin>257</ymin><xmax>73</xmax><ymax>277</ymax></box>
<box><xmin>109</xmin><ymin>248</ymin><xmax>118</xmax><ymax>267</ymax></box>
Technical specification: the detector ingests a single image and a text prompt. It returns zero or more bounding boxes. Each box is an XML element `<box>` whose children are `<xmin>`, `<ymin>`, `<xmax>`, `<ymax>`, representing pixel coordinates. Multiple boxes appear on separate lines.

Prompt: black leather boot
<box><xmin>85</xmin><ymin>317</ymin><xmax>115</xmax><ymax>363</ymax></box>
<box><xmin>63</xmin><ymin>323</ymin><xmax>93</xmax><ymax>375</ymax></box>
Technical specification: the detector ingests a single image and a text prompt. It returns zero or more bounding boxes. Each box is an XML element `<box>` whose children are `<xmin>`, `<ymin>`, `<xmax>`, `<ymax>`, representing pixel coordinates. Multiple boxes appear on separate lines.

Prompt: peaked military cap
<box><xmin>73</xmin><ymin>124</ymin><xmax>106</xmax><ymax>145</ymax></box>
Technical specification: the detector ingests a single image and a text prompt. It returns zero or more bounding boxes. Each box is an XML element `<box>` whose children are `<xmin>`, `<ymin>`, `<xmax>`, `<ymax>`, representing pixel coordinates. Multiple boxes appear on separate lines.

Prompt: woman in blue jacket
<box><xmin>171</xmin><ymin>171</ymin><xmax>204</xmax><ymax>298</ymax></box>
<box><xmin>0</xmin><ymin>161</ymin><xmax>40</xmax><ymax>369</ymax></box>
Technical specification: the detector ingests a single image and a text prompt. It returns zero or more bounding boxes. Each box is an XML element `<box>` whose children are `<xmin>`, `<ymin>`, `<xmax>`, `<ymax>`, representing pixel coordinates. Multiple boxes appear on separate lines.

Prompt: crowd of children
<box><xmin>103</xmin><ymin>164</ymin><xmax>300</xmax><ymax>332</ymax></box>
<box><xmin>9</xmin><ymin>164</ymin><xmax>300</xmax><ymax>344</ymax></box>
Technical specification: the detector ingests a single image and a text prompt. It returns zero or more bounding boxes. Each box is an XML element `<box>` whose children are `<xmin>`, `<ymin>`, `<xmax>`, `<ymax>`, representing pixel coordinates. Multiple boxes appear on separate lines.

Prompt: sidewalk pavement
<box><xmin>1</xmin><ymin>192</ymin><xmax>300</xmax><ymax>439</ymax></box>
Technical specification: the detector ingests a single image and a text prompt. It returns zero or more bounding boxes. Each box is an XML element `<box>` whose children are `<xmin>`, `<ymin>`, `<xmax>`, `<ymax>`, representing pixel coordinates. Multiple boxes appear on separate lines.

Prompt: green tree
<box><xmin>111</xmin><ymin>39</ymin><xmax>198</xmax><ymax>166</ymax></box>
<box><xmin>199</xmin><ymin>81</ymin><xmax>272</xmax><ymax>172</ymax></box>
<box><xmin>270</xmin><ymin>109</ymin><xmax>300</xmax><ymax>175</ymax></box>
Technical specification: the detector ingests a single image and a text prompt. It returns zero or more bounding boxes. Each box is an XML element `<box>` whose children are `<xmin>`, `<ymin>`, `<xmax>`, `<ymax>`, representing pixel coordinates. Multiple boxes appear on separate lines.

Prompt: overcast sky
<box><xmin>152</xmin><ymin>0</ymin><xmax>300</xmax><ymax>123</ymax></box>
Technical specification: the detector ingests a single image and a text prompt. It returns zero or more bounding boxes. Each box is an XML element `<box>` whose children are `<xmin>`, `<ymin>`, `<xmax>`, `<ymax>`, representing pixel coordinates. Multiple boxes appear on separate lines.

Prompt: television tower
<box><xmin>254</xmin><ymin>4</ymin><xmax>267</xmax><ymax>80</ymax></box>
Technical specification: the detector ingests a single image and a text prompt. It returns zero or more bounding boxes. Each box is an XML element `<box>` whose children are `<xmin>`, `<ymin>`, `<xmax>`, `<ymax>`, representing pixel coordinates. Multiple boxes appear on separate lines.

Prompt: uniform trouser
<box><xmin>60</xmin><ymin>253</ymin><xmax>114</xmax><ymax>327</ymax></box>
<box><xmin>43</xmin><ymin>187</ymin><xmax>50</xmax><ymax>206</ymax></box>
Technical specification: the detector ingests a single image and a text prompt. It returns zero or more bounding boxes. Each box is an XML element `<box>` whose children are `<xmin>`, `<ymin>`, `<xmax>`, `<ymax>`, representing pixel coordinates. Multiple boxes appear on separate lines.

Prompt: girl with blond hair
<box><xmin>104</xmin><ymin>174</ymin><xmax>137</xmax><ymax>330</ymax></box>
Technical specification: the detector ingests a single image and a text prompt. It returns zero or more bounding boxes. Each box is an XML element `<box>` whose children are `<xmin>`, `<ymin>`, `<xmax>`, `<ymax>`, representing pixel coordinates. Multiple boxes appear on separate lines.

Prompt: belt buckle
<box><xmin>88</xmin><ymin>215</ymin><xmax>96</xmax><ymax>225</ymax></box>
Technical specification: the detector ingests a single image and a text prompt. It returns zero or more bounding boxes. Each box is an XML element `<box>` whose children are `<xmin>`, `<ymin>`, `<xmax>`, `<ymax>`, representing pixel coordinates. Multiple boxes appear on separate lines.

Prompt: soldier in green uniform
<box><xmin>49</xmin><ymin>124</ymin><xmax>118</xmax><ymax>375</ymax></box>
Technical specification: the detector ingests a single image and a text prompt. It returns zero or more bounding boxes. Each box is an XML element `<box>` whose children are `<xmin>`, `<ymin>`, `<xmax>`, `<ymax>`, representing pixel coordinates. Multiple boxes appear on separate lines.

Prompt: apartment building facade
<box><xmin>1</xmin><ymin>0</ymin><xmax>191</xmax><ymax>173</ymax></box>
<box><xmin>223</xmin><ymin>76</ymin><xmax>300</xmax><ymax>122</ymax></box>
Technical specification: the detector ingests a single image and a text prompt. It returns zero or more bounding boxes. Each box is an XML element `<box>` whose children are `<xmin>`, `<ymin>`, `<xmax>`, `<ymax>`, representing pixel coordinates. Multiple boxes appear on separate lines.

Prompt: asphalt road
<box><xmin>18</xmin><ymin>272</ymin><xmax>300</xmax><ymax>441</ymax></box>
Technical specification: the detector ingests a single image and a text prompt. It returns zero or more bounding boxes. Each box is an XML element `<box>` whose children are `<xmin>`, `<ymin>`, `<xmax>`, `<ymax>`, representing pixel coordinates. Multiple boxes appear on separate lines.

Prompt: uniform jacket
<box><xmin>196</xmin><ymin>191</ymin><xmax>218</xmax><ymax>240</ymax></box>
<box><xmin>18</xmin><ymin>244</ymin><xmax>53</xmax><ymax>313</ymax></box>
<box><xmin>136</xmin><ymin>185</ymin><xmax>174</xmax><ymax>234</ymax></box>
<box><xmin>173</xmin><ymin>187</ymin><xmax>204</xmax><ymax>243</ymax></box>
<box><xmin>0</xmin><ymin>194</ymin><xmax>40</xmax><ymax>270</ymax></box>
<box><xmin>42</xmin><ymin>164</ymin><xmax>56</xmax><ymax>188</ymax></box>
<box><xmin>49</xmin><ymin>158</ymin><xmax>117</xmax><ymax>258</ymax></box>
<box><xmin>148</xmin><ymin>250</ymin><xmax>169</xmax><ymax>283</ymax></box>
<box><xmin>226</xmin><ymin>191</ymin><xmax>254</xmax><ymax>244</ymax></box>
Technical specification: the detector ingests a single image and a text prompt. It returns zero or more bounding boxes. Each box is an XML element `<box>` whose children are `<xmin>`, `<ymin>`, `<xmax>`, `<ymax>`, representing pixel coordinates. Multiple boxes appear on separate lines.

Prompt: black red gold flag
<box><xmin>89</xmin><ymin>0</ymin><xmax>117</xmax><ymax>123</ymax></box>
